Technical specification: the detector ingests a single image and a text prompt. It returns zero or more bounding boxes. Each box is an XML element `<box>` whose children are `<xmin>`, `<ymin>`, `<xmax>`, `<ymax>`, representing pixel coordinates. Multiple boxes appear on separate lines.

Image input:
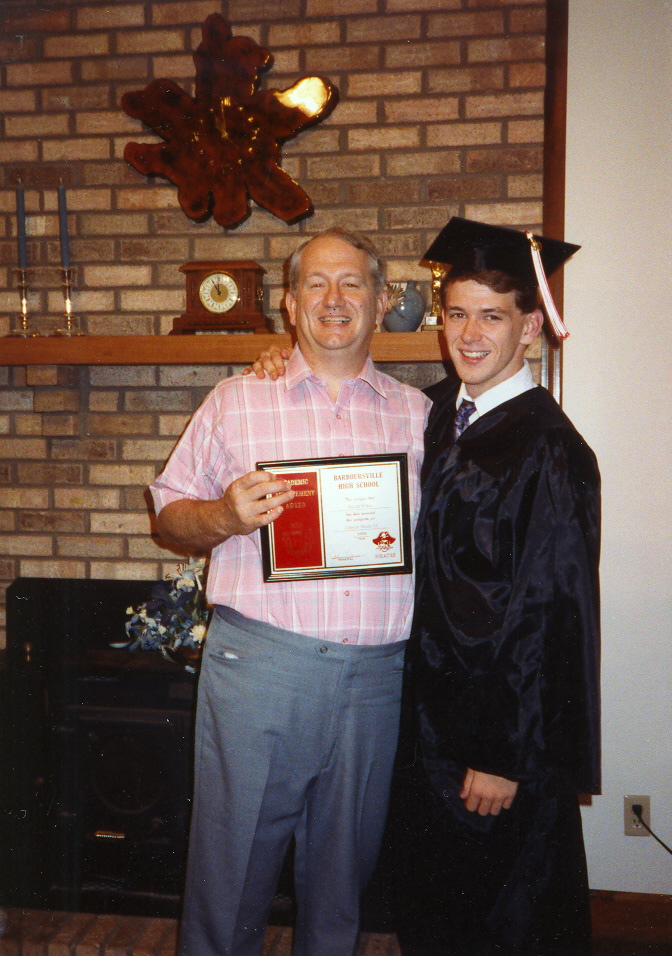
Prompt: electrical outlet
<box><xmin>624</xmin><ymin>795</ymin><xmax>651</xmax><ymax>836</ymax></box>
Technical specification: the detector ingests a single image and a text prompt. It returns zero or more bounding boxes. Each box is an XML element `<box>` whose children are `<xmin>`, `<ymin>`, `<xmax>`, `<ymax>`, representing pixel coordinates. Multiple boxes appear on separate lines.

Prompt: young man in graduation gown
<box><xmin>392</xmin><ymin>219</ymin><xmax>601</xmax><ymax>956</ymax></box>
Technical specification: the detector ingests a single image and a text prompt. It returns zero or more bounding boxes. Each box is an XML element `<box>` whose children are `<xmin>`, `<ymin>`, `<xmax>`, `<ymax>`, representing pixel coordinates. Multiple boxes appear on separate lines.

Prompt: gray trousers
<box><xmin>177</xmin><ymin>607</ymin><xmax>405</xmax><ymax>956</ymax></box>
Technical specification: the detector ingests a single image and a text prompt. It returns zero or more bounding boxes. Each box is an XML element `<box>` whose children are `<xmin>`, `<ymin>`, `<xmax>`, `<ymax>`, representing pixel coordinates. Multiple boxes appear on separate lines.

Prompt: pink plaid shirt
<box><xmin>150</xmin><ymin>347</ymin><xmax>431</xmax><ymax>645</ymax></box>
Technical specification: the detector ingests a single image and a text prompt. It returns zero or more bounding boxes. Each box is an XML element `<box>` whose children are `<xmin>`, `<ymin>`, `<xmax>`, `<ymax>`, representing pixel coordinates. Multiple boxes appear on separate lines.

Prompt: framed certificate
<box><xmin>257</xmin><ymin>454</ymin><xmax>412</xmax><ymax>582</ymax></box>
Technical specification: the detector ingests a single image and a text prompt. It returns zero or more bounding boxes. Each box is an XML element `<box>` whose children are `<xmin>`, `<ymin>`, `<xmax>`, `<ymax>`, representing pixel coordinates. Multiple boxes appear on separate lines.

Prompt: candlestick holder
<box><xmin>7</xmin><ymin>268</ymin><xmax>36</xmax><ymax>337</ymax></box>
<box><xmin>53</xmin><ymin>267</ymin><xmax>82</xmax><ymax>336</ymax></box>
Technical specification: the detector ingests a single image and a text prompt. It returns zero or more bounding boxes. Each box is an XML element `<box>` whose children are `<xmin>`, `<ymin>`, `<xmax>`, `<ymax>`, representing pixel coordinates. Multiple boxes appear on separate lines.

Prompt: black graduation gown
<box><xmin>392</xmin><ymin>380</ymin><xmax>601</xmax><ymax>956</ymax></box>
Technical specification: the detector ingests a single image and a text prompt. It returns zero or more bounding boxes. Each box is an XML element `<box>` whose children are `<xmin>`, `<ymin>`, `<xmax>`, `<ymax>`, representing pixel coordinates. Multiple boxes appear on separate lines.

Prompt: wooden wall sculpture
<box><xmin>122</xmin><ymin>14</ymin><xmax>338</xmax><ymax>228</ymax></box>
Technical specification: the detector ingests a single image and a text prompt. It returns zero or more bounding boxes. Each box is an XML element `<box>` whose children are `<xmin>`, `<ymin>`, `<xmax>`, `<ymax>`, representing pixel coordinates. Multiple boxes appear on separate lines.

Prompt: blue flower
<box><xmin>114</xmin><ymin>558</ymin><xmax>211</xmax><ymax>667</ymax></box>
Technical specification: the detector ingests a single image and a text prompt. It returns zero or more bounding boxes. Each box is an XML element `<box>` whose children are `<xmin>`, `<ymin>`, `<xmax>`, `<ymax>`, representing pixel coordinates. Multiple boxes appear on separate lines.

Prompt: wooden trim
<box><xmin>1</xmin><ymin>331</ymin><xmax>448</xmax><ymax>367</ymax></box>
<box><xmin>543</xmin><ymin>0</ymin><xmax>570</xmax><ymax>403</ymax></box>
<box><xmin>590</xmin><ymin>890</ymin><xmax>672</xmax><ymax>943</ymax></box>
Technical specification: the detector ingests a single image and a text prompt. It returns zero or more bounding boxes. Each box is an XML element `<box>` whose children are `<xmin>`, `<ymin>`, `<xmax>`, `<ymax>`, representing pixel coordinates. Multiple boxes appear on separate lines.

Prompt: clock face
<box><xmin>198</xmin><ymin>272</ymin><xmax>239</xmax><ymax>313</ymax></box>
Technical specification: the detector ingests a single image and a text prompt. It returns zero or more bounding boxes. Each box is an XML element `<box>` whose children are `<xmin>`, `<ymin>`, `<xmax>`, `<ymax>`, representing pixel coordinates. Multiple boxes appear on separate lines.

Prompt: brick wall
<box><xmin>0</xmin><ymin>0</ymin><xmax>549</xmax><ymax>647</ymax></box>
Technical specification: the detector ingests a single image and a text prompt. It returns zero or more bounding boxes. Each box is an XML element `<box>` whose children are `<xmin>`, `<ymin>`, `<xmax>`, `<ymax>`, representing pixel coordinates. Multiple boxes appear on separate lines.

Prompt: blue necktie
<box><xmin>453</xmin><ymin>400</ymin><xmax>476</xmax><ymax>440</ymax></box>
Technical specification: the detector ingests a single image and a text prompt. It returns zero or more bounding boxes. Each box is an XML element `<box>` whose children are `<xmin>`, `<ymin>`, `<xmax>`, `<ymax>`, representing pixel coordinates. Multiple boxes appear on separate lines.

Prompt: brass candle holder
<box><xmin>53</xmin><ymin>267</ymin><xmax>81</xmax><ymax>336</ymax></box>
<box><xmin>8</xmin><ymin>268</ymin><xmax>36</xmax><ymax>337</ymax></box>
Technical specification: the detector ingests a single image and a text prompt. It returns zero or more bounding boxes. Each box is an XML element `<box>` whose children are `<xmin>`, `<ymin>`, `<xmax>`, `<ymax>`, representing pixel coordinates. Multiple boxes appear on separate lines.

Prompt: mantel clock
<box><xmin>172</xmin><ymin>261</ymin><xmax>268</xmax><ymax>334</ymax></box>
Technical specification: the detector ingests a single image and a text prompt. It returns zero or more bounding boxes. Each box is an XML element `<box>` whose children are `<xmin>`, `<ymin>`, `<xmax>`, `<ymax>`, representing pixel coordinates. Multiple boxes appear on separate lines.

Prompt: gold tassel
<box><xmin>526</xmin><ymin>231</ymin><xmax>570</xmax><ymax>340</ymax></box>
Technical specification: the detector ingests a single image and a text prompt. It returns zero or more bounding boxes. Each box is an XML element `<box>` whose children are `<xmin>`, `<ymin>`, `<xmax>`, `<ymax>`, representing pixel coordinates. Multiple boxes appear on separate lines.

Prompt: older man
<box><xmin>150</xmin><ymin>228</ymin><xmax>430</xmax><ymax>956</ymax></box>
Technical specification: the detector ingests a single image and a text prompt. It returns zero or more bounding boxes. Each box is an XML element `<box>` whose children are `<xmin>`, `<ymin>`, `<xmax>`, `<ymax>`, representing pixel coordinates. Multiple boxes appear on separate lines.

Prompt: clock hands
<box><xmin>200</xmin><ymin>273</ymin><xmax>238</xmax><ymax>310</ymax></box>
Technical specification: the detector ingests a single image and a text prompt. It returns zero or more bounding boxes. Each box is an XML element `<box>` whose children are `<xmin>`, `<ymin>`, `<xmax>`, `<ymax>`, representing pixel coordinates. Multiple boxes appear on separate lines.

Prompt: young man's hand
<box><xmin>242</xmin><ymin>346</ymin><xmax>291</xmax><ymax>380</ymax></box>
<box><xmin>460</xmin><ymin>768</ymin><xmax>518</xmax><ymax>816</ymax></box>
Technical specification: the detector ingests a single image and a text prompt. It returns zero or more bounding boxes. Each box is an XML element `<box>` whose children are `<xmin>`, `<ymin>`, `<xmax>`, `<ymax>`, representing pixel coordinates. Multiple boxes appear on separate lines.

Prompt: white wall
<box><xmin>564</xmin><ymin>0</ymin><xmax>672</xmax><ymax>892</ymax></box>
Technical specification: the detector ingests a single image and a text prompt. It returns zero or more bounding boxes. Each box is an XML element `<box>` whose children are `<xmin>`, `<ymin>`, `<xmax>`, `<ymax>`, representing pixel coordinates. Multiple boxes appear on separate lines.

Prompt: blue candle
<box><xmin>16</xmin><ymin>185</ymin><xmax>27</xmax><ymax>270</ymax></box>
<box><xmin>58</xmin><ymin>184</ymin><xmax>70</xmax><ymax>269</ymax></box>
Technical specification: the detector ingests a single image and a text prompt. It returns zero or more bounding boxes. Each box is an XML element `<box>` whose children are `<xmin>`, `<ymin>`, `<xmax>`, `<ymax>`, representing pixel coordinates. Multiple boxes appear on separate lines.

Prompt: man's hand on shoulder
<box><xmin>460</xmin><ymin>768</ymin><xmax>518</xmax><ymax>816</ymax></box>
<box><xmin>241</xmin><ymin>346</ymin><xmax>291</xmax><ymax>380</ymax></box>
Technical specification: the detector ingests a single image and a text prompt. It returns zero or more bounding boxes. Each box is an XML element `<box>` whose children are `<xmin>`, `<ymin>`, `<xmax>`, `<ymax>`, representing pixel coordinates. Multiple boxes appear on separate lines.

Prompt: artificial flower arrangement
<box><xmin>115</xmin><ymin>557</ymin><xmax>211</xmax><ymax>670</ymax></box>
<box><xmin>386</xmin><ymin>282</ymin><xmax>406</xmax><ymax>311</ymax></box>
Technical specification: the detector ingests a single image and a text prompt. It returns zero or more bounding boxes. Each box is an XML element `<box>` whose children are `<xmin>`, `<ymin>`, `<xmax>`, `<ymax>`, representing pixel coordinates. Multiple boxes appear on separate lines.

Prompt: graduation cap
<box><xmin>423</xmin><ymin>217</ymin><xmax>580</xmax><ymax>339</ymax></box>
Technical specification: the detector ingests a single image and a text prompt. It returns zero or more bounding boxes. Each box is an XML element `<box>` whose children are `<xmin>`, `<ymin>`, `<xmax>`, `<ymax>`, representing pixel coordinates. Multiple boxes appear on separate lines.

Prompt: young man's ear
<box><xmin>521</xmin><ymin>309</ymin><xmax>544</xmax><ymax>345</ymax></box>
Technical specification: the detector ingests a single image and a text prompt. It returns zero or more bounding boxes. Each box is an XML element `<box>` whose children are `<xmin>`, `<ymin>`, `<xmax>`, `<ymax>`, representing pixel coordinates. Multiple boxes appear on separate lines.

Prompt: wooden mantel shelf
<box><xmin>1</xmin><ymin>331</ymin><xmax>446</xmax><ymax>366</ymax></box>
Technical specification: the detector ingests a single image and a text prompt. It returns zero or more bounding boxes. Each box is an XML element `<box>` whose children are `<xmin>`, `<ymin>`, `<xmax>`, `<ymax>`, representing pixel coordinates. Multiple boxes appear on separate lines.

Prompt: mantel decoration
<box><xmin>7</xmin><ymin>182</ymin><xmax>76</xmax><ymax>338</ymax></box>
<box><xmin>383</xmin><ymin>281</ymin><xmax>425</xmax><ymax>332</ymax></box>
<box><xmin>171</xmin><ymin>259</ymin><xmax>268</xmax><ymax>334</ymax></box>
<box><xmin>115</xmin><ymin>557</ymin><xmax>211</xmax><ymax>671</ymax></box>
<box><xmin>54</xmin><ymin>182</ymin><xmax>80</xmax><ymax>337</ymax></box>
<box><xmin>121</xmin><ymin>13</ymin><xmax>338</xmax><ymax>229</ymax></box>
<box><xmin>9</xmin><ymin>183</ymin><xmax>32</xmax><ymax>338</ymax></box>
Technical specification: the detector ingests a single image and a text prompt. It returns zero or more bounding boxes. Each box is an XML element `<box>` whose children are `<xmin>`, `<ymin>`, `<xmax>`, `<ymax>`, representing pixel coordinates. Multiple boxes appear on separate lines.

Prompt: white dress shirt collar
<box><xmin>455</xmin><ymin>360</ymin><xmax>538</xmax><ymax>424</ymax></box>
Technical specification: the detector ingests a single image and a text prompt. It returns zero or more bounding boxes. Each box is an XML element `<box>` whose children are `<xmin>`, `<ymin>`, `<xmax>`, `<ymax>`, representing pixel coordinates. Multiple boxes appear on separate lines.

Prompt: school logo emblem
<box><xmin>373</xmin><ymin>531</ymin><xmax>396</xmax><ymax>553</ymax></box>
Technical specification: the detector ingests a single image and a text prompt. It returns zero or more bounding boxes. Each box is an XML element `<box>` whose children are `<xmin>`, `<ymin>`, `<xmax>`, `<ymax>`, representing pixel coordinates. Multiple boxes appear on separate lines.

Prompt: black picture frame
<box><xmin>257</xmin><ymin>453</ymin><xmax>412</xmax><ymax>582</ymax></box>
